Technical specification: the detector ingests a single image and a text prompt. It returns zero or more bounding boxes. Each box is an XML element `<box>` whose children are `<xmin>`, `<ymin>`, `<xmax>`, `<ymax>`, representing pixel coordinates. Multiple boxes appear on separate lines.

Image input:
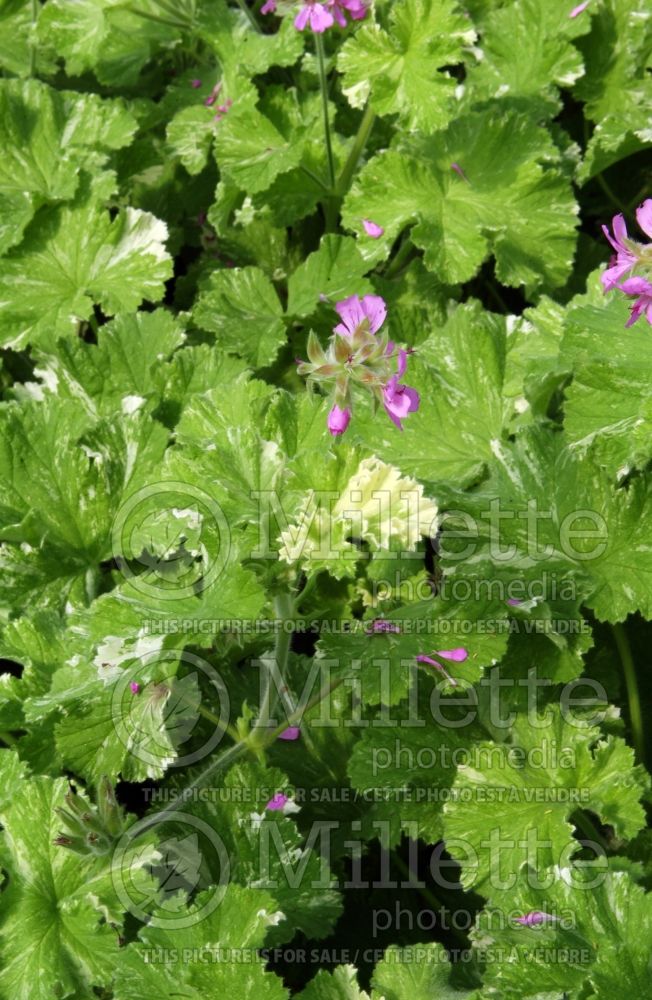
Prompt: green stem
<box><xmin>315</xmin><ymin>33</ymin><xmax>336</xmax><ymax>191</ymax></box>
<box><xmin>595</xmin><ymin>172</ymin><xmax>629</xmax><ymax>216</ymax></box>
<box><xmin>612</xmin><ymin>623</ymin><xmax>645</xmax><ymax>764</ymax></box>
<box><xmin>196</xmin><ymin>703</ymin><xmax>240</xmax><ymax>743</ymax></box>
<box><xmin>251</xmin><ymin>592</ymin><xmax>295</xmax><ymax>742</ymax></box>
<box><xmin>336</xmin><ymin>102</ymin><xmax>375</xmax><ymax>197</ymax></box>
<box><xmin>153</xmin><ymin>676</ymin><xmax>346</xmax><ymax>822</ymax></box>
<box><xmin>0</xmin><ymin>732</ymin><xmax>17</xmax><ymax>747</ymax></box>
<box><xmin>123</xmin><ymin>4</ymin><xmax>191</xmax><ymax>29</ymax></box>
<box><xmin>294</xmin><ymin>571</ymin><xmax>320</xmax><ymax>609</ymax></box>
<box><xmin>383</xmin><ymin>235</ymin><xmax>415</xmax><ymax>279</ymax></box>
<box><xmin>233</xmin><ymin>0</ymin><xmax>261</xmax><ymax>31</ymax></box>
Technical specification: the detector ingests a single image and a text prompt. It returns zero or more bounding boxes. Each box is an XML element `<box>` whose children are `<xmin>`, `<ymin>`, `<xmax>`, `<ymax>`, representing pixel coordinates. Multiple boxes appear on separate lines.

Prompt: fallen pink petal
<box><xmin>266</xmin><ymin>793</ymin><xmax>289</xmax><ymax>811</ymax></box>
<box><xmin>363</xmin><ymin>219</ymin><xmax>385</xmax><ymax>238</ymax></box>
<box><xmin>416</xmin><ymin>655</ymin><xmax>459</xmax><ymax>686</ymax></box>
<box><xmin>514</xmin><ymin>911</ymin><xmax>558</xmax><ymax>926</ymax></box>
<box><xmin>278</xmin><ymin>726</ymin><xmax>301</xmax><ymax>741</ymax></box>
<box><xmin>435</xmin><ymin>648</ymin><xmax>469</xmax><ymax>662</ymax></box>
<box><xmin>569</xmin><ymin>0</ymin><xmax>590</xmax><ymax>16</ymax></box>
<box><xmin>130</xmin><ymin>682</ymin><xmax>140</xmax><ymax>694</ymax></box>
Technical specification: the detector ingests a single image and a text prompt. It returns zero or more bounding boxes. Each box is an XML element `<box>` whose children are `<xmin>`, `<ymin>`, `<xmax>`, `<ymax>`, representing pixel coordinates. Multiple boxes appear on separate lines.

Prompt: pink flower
<box><xmin>266</xmin><ymin>793</ymin><xmax>289</xmax><ymax>811</ymax></box>
<box><xmin>569</xmin><ymin>0</ymin><xmax>590</xmax><ymax>15</ymax></box>
<box><xmin>601</xmin><ymin>200</ymin><xmax>652</xmax><ymax>292</ymax></box>
<box><xmin>383</xmin><ymin>375</ymin><xmax>420</xmax><ymax>430</ymax></box>
<box><xmin>278</xmin><ymin>726</ymin><xmax>300</xmax><ymax>740</ymax></box>
<box><xmin>295</xmin><ymin>1</ymin><xmax>334</xmax><ymax>31</ymax></box>
<box><xmin>514</xmin><ymin>911</ymin><xmax>557</xmax><ymax>926</ymax></box>
<box><xmin>190</xmin><ymin>78</ymin><xmax>202</xmax><ymax>88</ymax></box>
<box><xmin>363</xmin><ymin>219</ymin><xmax>384</xmax><ymax>239</ymax></box>
<box><xmin>334</xmin><ymin>294</ymin><xmax>387</xmax><ymax>338</ymax></box>
<box><xmin>130</xmin><ymin>682</ymin><xmax>141</xmax><ymax>694</ymax></box>
<box><xmin>338</xmin><ymin>0</ymin><xmax>367</xmax><ymax>19</ymax></box>
<box><xmin>366</xmin><ymin>619</ymin><xmax>401</xmax><ymax>634</ymax></box>
<box><xmin>327</xmin><ymin>403</ymin><xmax>352</xmax><ymax>436</ymax></box>
<box><xmin>261</xmin><ymin>0</ymin><xmax>276</xmax><ymax>11</ymax></box>
<box><xmin>618</xmin><ymin>277</ymin><xmax>652</xmax><ymax>327</ymax></box>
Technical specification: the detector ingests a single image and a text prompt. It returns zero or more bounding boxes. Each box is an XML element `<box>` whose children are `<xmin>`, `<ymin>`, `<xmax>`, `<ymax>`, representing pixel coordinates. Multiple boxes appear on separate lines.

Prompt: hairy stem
<box><xmin>612</xmin><ymin>622</ymin><xmax>645</xmax><ymax>764</ymax></box>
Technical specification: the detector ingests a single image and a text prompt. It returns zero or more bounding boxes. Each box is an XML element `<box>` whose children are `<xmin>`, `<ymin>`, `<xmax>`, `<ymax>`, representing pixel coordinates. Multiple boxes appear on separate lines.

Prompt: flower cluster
<box><xmin>262</xmin><ymin>0</ymin><xmax>367</xmax><ymax>33</ymax></box>
<box><xmin>601</xmin><ymin>199</ymin><xmax>652</xmax><ymax>327</ymax></box>
<box><xmin>297</xmin><ymin>294</ymin><xmax>420</xmax><ymax>436</ymax></box>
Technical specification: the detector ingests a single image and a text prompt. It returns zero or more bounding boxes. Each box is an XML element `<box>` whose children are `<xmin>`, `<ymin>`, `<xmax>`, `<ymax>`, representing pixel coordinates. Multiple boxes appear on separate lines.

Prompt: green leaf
<box><xmin>352</xmin><ymin>301</ymin><xmax>508</xmax><ymax>486</ymax></box>
<box><xmin>194</xmin><ymin>267</ymin><xmax>286</xmax><ymax>367</ymax></box>
<box><xmin>475</xmin><ymin>867</ymin><xmax>652</xmax><ymax>999</ymax></box>
<box><xmin>343</xmin><ymin>110</ymin><xmax>578</xmax><ymax>291</ymax></box>
<box><xmin>371</xmin><ymin>943</ymin><xmax>471</xmax><ymax>999</ymax></box>
<box><xmin>0</xmin><ymin>399</ymin><xmax>168</xmax><ymax>612</ymax></box>
<box><xmin>297</xmin><ymin>965</ymin><xmax>370</xmax><ymax>999</ymax></box>
<box><xmin>114</xmin><ymin>884</ymin><xmax>289</xmax><ymax>999</ymax></box>
<box><xmin>26</xmin><ymin>310</ymin><xmax>185</xmax><ymax>417</ymax></box>
<box><xmin>560</xmin><ymin>272</ymin><xmax>652</xmax><ymax>477</ymax></box>
<box><xmin>0</xmin><ymin>770</ymin><xmax>126</xmax><ymax>1000</ymax></box>
<box><xmin>215</xmin><ymin>105</ymin><xmax>304</xmax><ymax>195</ymax></box>
<box><xmin>338</xmin><ymin>0</ymin><xmax>476</xmax><ymax>130</ymax></box>
<box><xmin>465</xmin><ymin>0</ymin><xmax>592</xmax><ymax>115</ymax></box>
<box><xmin>37</xmin><ymin>0</ymin><xmax>185</xmax><ymax>85</ymax></box>
<box><xmin>0</xmin><ymin>181</ymin><xmax>172</xmax><ymax>350</ymax></box>
<box><xmin>439</xmin><ymin>425</ymin><xmax>652</xmax><ymax>623</ymax></box>
<box><xmin>287</xmin><ymin>236</ymin><xmax>372</xmax><ymax>318</ymax></box>
<box><xmin>443</xmin><ymin>706</ymin><xmax>649</xmax><ymax>892</ymax></box>
<box><xmin>575</xmin><ymin>0</ymin><xmax>652</xmax><ymax>180</ymax></box>
<box><xmin>0</xmin><ymin>79</ymin><xmax>136</xmax><ymax>254</ymax></box>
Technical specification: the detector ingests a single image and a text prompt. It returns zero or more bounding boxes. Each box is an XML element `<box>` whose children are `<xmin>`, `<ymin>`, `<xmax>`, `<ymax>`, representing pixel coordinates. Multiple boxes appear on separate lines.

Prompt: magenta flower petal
<box><xmin>619</xmin><ymin>277</ymin><xmax>652</xmax><ymax>296</ymax></box>
<box><xmin>261</xmin><ymin>0</ymin><xmax>276</xmax><ymax>11</ymax></box>
<box><xmin>360</xmin><ymin>294</ymin><xmax>388</xmax><ymax>334</ymax></box>
<box><xmin>396</xmin><ymin>348</ymin><xmax>408</xmax><ymax>378</ymax></box>
<box><xmin>190</xmin><ymin>78</ymin><xmax>202</xmax><ymax>88</ymax></box>
<box><xmin>327</xmin><ymin>403</ymin><xmax>351</xmax><ymax>436</ymax></box>
<box><xmin>294</xmin><ymin>6</ymin><xmax>311</xmax><ymax>29</ymax></box>
<box><xmin>507</xmin><ymin>598</ymin><xmax>523</xmax><ymax>607</ymax></box>
<box><xmin>278</xmin><ymin>726</ymin><xmax>301</xmax><ymax>741</ymax></box>
<box><xmin>435</xmin><ymin>647</ymin><xmax>469</xmax><ymax>662</ymax></box>
<box><xmin>363</xmin><ymin>219</ymin><xmax>385</xmax><ymax>238</ymax></box>
<box><xmin>636</xmin><ymin>199</ymin><xmax>652</xmax><ymax>240</ymax></box>
<box><xmin>333</xmin><ymin>294</ymin><xmax>387</xmax><ymax>337</ymax></box>
<box><xmin>130</xmin><ymin>682</ymin><xmax>140</xmax><ymax>694</ymax></box>
<box><xmin>416</xmin><ymin>654</ymin><xmax>458</xmax><ymax>687</ymax></box>
<box><xmin>383</xmin><ymin>376</ymin><xmax>420</xmax><ymax>430</ymax></box>
<box><xmin>569</xmin><ymin>0</ymin><xmax>590</xmax><ymax>16</ymax></box>
<box><xmin>266</xmin><ymin>793</ymin><xmax>288</xmax><ymax>811</ymax></box>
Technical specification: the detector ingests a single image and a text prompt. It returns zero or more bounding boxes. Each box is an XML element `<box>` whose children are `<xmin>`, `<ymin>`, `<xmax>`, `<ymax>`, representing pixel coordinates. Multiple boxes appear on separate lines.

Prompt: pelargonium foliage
<box><xmin>0</xmin><ymin>1</ymin><xmax>651</xmax><ymax>999</ymax></box>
